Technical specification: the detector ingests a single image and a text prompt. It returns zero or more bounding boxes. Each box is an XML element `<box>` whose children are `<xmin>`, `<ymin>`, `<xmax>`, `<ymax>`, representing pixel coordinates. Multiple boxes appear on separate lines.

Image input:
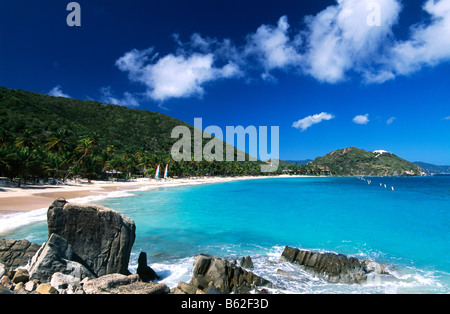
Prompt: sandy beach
<box><xmin>0</xmin><ymin>176</ymin><xmax>292</xmax><ymax>216</ymax></box>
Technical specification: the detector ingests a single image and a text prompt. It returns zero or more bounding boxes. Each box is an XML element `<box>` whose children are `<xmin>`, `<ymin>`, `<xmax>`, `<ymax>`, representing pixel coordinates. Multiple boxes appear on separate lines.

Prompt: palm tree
<box><xmin>13</xmin><ymin>147</ymin><xmax>38</xmax><ymax>187</ymax></box>
<box><xmin>15</xmin><ymin>130</ymin><xmax>35</xmax><ymax>150</ymax></box>
<box><xmin>75</xmin><ymin>137</ymin><xmax>98</xmax><ymax>164</ymax></box>
<box><xmin>46</xmin><ymin>129</ymin><xmax>71</xmax><ymax>153</ymax></box>
<box><xmin>65</xmin><ymin>136</ymin><xmax>99</xmax><ymax>180</ymax></box>
<box><xmin>45</xmin><ymin>153</ymin><xmax>66</xmax><ymax>180</ymax></box>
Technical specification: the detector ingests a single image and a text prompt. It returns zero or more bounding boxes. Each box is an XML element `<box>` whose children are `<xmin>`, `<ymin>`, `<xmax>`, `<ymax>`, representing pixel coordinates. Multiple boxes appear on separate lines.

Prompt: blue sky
<box><xmin>1</xmin><ymin>0</ymin><xmax>449</xmax><ymax>164</ymax></box>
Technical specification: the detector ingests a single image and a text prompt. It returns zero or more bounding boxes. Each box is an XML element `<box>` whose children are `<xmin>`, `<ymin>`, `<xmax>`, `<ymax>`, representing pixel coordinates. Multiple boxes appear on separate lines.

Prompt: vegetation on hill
<box><xmin>309</xmin><ymin>147</ymin><xmax>423</xmax><ymax>176</ymax></box>
<box><xmin>0</xmin><ymin>88</ymin><xmax>423</xmax><ymax>186</ymax></box>
<box><xmin>0</xmin><ymin>87</ymin><xmax>269</xmax><ymax>185</ymax></box>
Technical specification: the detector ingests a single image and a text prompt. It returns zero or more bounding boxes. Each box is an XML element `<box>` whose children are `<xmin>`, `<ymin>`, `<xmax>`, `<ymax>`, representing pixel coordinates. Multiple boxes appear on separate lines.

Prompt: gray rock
<box><xmin>204</xmin><ymin>284</ymin><xmax>222</xmax><ymax>294</ymax></box>
<box><xmin>0</xmin><ymin>239</ymin><xmax>41</xmax><ymax>269</ymax></box>
<box><xmin>0</xmin><ymin>287</ymin><xmax>13</xmax><ymax>294</ymax></box>
<box><xmin>47</xmin><ymin>199</ymin><xmax>136</xmax><ymax>277</ymax></box>
<box><xmin>83</xmin><ymin>273</ymin><xmax>169</xmax><ymax>294</ymax></box>
<box><xmin>50</xmin><ymin>272</ymin><xmax>82</xmax><ymax>294</ymax></box>
<box><xmin>240</xmin><ymin>256</ymin><xmax>254</xmax><ymax>269</ymax></box>
<box><xmin>28</xmin><ymin>233</ymin><xmax>95</xmax><ymax>283</ymax></box>
<box><xmin>190</xmin><ymin>254</ymin><xmax>272</xmax><ymax>294</ymax></box>
<box><xmin>280</xmin><ymin>246</ymin><xmax>381</xmax><ymax>284</ymax></box>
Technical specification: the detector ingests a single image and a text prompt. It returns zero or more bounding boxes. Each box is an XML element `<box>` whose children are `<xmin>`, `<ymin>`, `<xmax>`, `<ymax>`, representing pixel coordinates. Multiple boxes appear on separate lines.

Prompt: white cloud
<box><xmin>387</xmin><ymin>117</ymin><xmax>397</xmax><ymax>125</ymax></box>
<box><xmin>388</xmin><ymin>0</ymin><xmax>450</xmax><ymax>76</ymax></box>
<box><xmin>301</xmin><ymin>0</ymin><xmax>401</xmax><ymax>83</ymax></box>
<box><xmin>245</xmin><ymin>16</ymin><xmax>302</xmax><ymax>77</ymax></box>
<box><xmin>114</xmin><ymin>0</ymin><xmax>450</xmax><ymax>102</ymax></box>
<box><xmin>353</xmin><ymin>114</ymin><xmax>370</xmax><ymax>125</ymax></box>
<box><xmin>48</xmin><ymin>85</ymin><xmax>71</xmax><ymax>98</ymax></box>
<box><xmin>100</xmin><ymin>87</ymin><xmax>140</xmax><ymax>107</ymax></box>
<box><xmin>444</xmin><ymin>116</ymin><xmax>450</xmax><ymax>120</ymax></box>
<box><xmin>116</xmin><ymin>47</ymin><xmax>241</xmax><ymax>102</ymax></box>
<box><xmin>292</xmin><ymin>112</ymin><xmax>335</xmax><ymax>131</ymax></box>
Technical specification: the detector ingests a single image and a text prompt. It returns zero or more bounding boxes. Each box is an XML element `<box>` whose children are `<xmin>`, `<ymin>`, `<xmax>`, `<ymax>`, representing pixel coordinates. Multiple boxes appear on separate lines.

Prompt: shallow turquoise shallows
<box><xmin>3</xmin><ymin>177</ymin><xmax>450</xmax><ymax>293</ymax></box>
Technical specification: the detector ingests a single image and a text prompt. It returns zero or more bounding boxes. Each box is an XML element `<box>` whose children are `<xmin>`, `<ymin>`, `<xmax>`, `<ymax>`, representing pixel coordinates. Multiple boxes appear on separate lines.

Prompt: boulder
<box><xmin>28</xmin><ymin>233</ymin><xmax>95</xmax><ymax>283</ymax></box>
<box><xmin>280</xmin><ymin>246</ymin><xmax>383</xmax><ymax>284</ymax></box>
<box><xmin>36</xmin><ymin>283</ymin><xmax>58</xmax><ymax>294</ymax></box>
<box><xmin>83</xmin><ymin>273</ymin><xmax>169</xmax><ymax>294</ymax></box>
<box><xmin>24</xmin><ymin>280</ymin><xmax>37</xmax><ymax>292</ymax></box>
<box><xmin>47</xmin><ymin>199</ymin><xmax>136</xmax><ymax>277</ymax></box>
<box><xmin>190</xmin><ymin>254</ymin><xmax>272</xmax><ymax>294</ymax></box>
<box><xmin>12</xmin><ymin>269</ymin><xmax>29</xmax><ymax>284</ymax></box>
<box><xmin>173</xmin><ymin>282</ymin><xmax>204</xmax><ymax>294</ymax></box>
<box><xmin>137</xmin><ymin>252</ymin><xmax>158</xmax><ymax>282</ymax></box>
<box><xmin>50</xmin><ymin>272</ymin><xmax>83</xmax><ymax>294</ymax></box>
<box><xmin>0</xmin><ymin>239</ymin><xmax>41</xmax><ymax>269</ymax></box>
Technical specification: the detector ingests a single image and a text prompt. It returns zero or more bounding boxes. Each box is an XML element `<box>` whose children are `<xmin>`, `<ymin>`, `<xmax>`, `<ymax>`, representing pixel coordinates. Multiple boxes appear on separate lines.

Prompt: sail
<box><xmin>164</xmin><ymin>165</ymin><xmax>169</xmax><ymax>179</ymax></box>
<box><xmin>155</xmin><ymin>165</ymin><xmax>160</xmax><ymax>179</ymax></box>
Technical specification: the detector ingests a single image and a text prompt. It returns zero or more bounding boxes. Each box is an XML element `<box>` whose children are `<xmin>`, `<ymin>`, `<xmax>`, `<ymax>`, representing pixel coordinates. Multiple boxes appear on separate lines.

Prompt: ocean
<box><xmin>1</xmin><ymin>176</ymin><xmax>449</xmax><ymax>294</ymax></box>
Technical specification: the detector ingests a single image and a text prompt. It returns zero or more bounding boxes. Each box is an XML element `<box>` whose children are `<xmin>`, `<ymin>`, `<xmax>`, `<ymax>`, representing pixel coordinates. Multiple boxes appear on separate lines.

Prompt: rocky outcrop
<box><xmin>28</xmin><ymin>233</ymin><xmax>95</xmax><ymax>283</ymax></box>
<box><xmin>240</xmin><ymin>256</ymin><xmax>254</xmax><ymax>269</ymax></box>
<box><xmin>137</xmin><ymin>252</ymin><xmax>158</xmax><ymax>282</ymax></box>
<box><xmin>280</xmin><ymin>246</ymin><xmax>388</xmax><ymax>284</ymax></box>
<box><xmin>47</xmin><ymin>199</ymin><xmax>136</xmax><ymax>277</ymax></box>
<box><xmin>189</xmin><ymin>254</ymin><xmax>272</xmax><ymax>294</ymax></box>
<box><xmin>0</xmin><ymin>199</ymin><xmax>170</xmax><ymax>294</ymax></box>
<box><xmin>83</xmin><ymin>273</ymin><xmax>169</xmax><ymax>294</ymax></box>
<box><xmin>0</xmin><ymin>239</ymin><xmax>41</xmax><ymax>269</ymax></box>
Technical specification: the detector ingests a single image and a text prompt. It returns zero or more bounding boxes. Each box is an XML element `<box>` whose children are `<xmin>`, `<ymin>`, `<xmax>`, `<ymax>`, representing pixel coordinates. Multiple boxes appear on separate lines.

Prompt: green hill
<box><xmin>309</xmin><ymin>147</ymin><xmax>423</xmax><ymax>176</ymax></box>
<box><xmin>0</xmin><ymin>87</ymin><xmax>196</xmax><ymax>153</ymax></box>
<box><xmin>0</xmin><ymin>87</ymin><xmax>262</xmax><ymax>184</ymax></box>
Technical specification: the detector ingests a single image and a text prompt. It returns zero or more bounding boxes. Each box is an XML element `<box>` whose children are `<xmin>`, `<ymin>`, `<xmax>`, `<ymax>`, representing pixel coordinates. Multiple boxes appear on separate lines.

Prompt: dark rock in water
<box><xmin>28</xmin><ymin>233</ymin><xmax>95</xmax><ymax>283</ymax></box>
<box><xmin>280</xmin><ymin>246</ymin><xmax>387</xmax><ymax>284</ymax></box>
<box><xmin>137</xmin><ymin>252</ymin><xmax>158</xmax><ymax>282</ymax></box>
<box><xmin>0</xmin><ymin>239</ymin><xmax>41</xmax><ymax>270</ymax></box>
<box><xmin>240</xmin><ymin>256</ymin><xmax>254</xmax><ymax>269</ymax></box>
<box><xmin>190</xmin><ymin>254</ymin><xmax>272</xmax><ymax>294</ymax></box>
<box><xmin>47</xmin><ymin>199</ymin><xmax>136</xmax><ymax>277</ymax></box>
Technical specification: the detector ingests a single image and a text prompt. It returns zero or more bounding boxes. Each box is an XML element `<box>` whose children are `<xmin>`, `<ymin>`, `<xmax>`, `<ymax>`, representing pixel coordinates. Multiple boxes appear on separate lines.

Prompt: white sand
<box><xmin>0</xmin><ymin>175</ymin><xmax>298</xmax><ymax>215</ymax></box>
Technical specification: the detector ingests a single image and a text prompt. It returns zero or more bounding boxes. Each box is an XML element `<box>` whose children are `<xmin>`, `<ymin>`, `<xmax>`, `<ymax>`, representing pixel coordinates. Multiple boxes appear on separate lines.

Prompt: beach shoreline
<box><xmin>0</xmin><ymin>175</ymin><xmax>307</xmax><ymax>216</ymax></box>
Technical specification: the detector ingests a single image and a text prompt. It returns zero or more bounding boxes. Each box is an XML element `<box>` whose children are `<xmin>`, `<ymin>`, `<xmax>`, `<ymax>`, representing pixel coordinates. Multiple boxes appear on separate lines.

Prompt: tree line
<box><xmin>0</xmin><ymin>127</ymin><xmax>327</xmax><ymax>187</ymax></box>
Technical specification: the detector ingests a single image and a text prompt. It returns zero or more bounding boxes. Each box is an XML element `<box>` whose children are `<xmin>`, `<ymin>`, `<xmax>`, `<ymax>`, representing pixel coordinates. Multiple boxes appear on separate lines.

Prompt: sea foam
<box><xmin>0</xmin><ymin>189</ymin><xmax>136</xmax><ymax>234</ymax></box>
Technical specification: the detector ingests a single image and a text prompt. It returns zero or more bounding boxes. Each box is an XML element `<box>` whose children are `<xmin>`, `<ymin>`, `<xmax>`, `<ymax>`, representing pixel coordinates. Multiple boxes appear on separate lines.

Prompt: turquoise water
<box><xmin>2</xmin><ymin>177</ymin><xmax>450</xmax><ymax>293</ymax></box>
